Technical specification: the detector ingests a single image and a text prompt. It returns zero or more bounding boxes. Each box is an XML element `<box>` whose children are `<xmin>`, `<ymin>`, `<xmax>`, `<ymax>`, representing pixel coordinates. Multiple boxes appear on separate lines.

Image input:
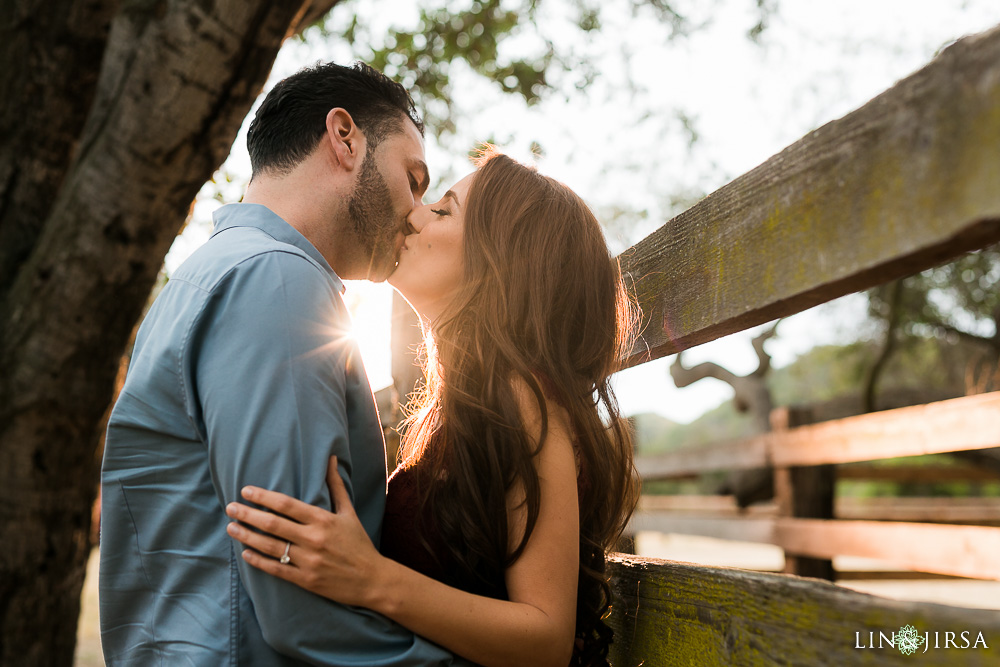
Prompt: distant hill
<box><xmin>627</xmin><ymin>412</ymin><xmax>680</xmax><ymax>455</ymax></box>
<box><xmin>628</xmin><ymin>403</ymin><xmax>755</xmax><ymax>455</ymax></box>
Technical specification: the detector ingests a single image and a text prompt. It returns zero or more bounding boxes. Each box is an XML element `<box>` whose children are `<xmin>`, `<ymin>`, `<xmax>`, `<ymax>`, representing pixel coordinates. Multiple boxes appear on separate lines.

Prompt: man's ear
<box><xmin>325</xmin><ymin>108</ymin><xmax>364</xmax><ymax>172</ymax></box>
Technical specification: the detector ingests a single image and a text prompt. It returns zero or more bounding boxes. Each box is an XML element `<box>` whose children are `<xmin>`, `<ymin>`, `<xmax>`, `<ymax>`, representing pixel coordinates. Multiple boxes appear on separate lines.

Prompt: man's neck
<box><xmin>243</xmin><ymin>173</ymin><xmax>354</xmax><ymax>276</ymax></box>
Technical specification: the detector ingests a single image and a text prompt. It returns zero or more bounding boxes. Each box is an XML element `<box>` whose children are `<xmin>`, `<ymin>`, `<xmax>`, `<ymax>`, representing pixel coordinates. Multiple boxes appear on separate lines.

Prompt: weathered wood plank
<box><xmin>835</xmin><ymin>571</ymin><xmax>971</xmax><ymax>582</ymax></box>
<box><xmin>629</xmin><ymin>511</ymin><xmax>776</xmax><ymax>543</ymax></box>
<box><xmin>637</xmin><ymin>391</ymin><xmax>1000</xmax><ymax>477</ymax></box>
<box><xmin>638</xmin><ymin>494</ymin><xmax>767</xmax><ymax>514</ymax></box>
<box><xmin>619</xmin><ymin>24</ymin><xmax>1000</xmax><ymax>365</ymax></box>
<box><xmin>629</xmin><ymin>511</ymin><xmax>1000</xmax><ymax>579</ymax></box>
<box><xmin>773</xmin><ymin>519</ymin><xmax>1000</xmax><ymax>580</ymax></box>
<box><xmin>637</xmin><ymin>494</ymin><xmax>1000</xmax><ymax>524</ymax></box>
<box><xmin>769</xmin><ymin>392</ymin><xmax>1000</xmax><ymax>467</ymax></box>
<box><xmin>607</xmin><ymin>554</ymin><xmax>1000</xmax><ymax>666</ymax></box>
<box><xmin>837</xmin><ymin>497</ymin><xmax>1000</xmax><ymax>524</ymax></box>
<box><xmin>837</xmin><ymin>462</ymin><xmax>1000</xmax><ymax>483</ymax></box>
<box><xmin>635</xmin><ymin>437</ymin><xmax>767</xmax><ymax>478</ymax></box>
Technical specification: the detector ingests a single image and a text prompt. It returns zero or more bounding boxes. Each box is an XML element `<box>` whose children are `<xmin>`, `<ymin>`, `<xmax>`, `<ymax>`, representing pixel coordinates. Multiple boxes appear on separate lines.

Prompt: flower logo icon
<box><xmin>896</xmin><ymin>625</ymin><xmax>926</xmax><ymax>655</ymax></box>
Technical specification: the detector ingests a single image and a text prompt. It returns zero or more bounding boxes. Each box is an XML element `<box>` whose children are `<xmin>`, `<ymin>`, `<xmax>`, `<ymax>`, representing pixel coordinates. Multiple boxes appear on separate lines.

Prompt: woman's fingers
<box><xmin>226</xmin><ymin>521</ymin><xmax>289</xmax><ymax>560</ymax></box>
<box><xmin>239</xmin><ymin>484</ymin><xmax>316</xmax><ymax>523</ymax></box>
<box><xmin>225</xmin><ymin>502</ymin><xmax>308</xmax><ymax>545</ymax></box>
<box><xmin>326</xmin><ymin>456</ymin><xmax>353</xmax><ymax>515</ymax></box>
<box><xmin>225</xmin><ymin>462</ymin><xmax>384</xmax><ymax>606</ymax></box>
<box><xmin>240</xmin><ymin>545</ymin><xmax>304</xmax><ymax>586</ymax></box>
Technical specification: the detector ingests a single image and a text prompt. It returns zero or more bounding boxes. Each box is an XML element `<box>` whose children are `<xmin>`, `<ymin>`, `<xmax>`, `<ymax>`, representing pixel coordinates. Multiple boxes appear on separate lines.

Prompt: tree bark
<box><xmin>0</xmin><ymin>1</ymin><xmax>338</xmax><ymax>663</ymax></box>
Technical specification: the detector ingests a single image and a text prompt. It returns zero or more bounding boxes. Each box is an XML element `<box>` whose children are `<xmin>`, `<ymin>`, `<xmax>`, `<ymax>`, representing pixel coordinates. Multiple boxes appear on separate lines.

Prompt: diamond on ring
<box><xmin>280</xmin><ymin>541</ymin><xmax>292</xmax><ymax>565</ymax></box>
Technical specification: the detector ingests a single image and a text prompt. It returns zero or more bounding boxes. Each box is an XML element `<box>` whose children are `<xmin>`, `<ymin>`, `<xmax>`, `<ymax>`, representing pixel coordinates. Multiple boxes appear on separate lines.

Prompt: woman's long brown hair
<box><xmin>398</xmin><ymin>150</ymin><xmax>639</xmax><ymax>665</ymax></box>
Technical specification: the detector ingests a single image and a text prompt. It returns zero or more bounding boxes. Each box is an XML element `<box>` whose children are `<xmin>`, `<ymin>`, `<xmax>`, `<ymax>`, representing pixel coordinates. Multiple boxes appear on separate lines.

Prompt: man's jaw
<box><xmin>356</xmin><ymin>233</ymin><xmax>404</xmax><ymax>282</ymax></box>
<box><xmin>390</xmin><ymin>233</ymin><xmax>409</xmax><ymax>271</ymax></box>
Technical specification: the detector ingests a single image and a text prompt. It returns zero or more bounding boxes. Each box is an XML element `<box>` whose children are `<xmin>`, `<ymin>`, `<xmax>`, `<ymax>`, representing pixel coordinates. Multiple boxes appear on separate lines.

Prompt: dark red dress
<box><xmin>380</xmin><ymin>460</ymin><xmax>510</xmax><ymax>601</ymax></box>
<box><xmin>380</xmin><ymin>463</ymin><xmax>454</xmax><ymax>585</ymax></box>
<box><xmin>381</xmin><ymin>458</ymin><xmax>588</xmax><ymax>603</ymax></box>
<box><xmin>380</xmin><ymin>379</ymin><xmax>588</xmax><ymax>621</ymax></box>
<box><xmin>379</xmin><ymin>415</ymin><xmax>597</xmax><ymax>665</ymax></box>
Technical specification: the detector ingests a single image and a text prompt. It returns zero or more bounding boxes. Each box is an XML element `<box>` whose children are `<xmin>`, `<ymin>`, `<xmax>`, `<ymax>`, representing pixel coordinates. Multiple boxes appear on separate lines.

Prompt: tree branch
<box><xmin>749</xmin><ymin>321</ymin><xmax>779</xmax><ymax>378</ymax></box>
<box><xmin>295</xmin><ymin>0</ymin><xmax>341</xmax><ymax>36</ymax></box>
<box><xmin>670</xmin><ymin>352</ymin><xmax>741</xmax><ymax>388</ymax></box>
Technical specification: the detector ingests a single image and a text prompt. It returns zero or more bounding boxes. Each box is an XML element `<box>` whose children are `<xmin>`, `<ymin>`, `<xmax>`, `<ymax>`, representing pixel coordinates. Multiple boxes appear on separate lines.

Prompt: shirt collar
<box><xmin>211</xmin><ymin>203</ymin><xmax>345</xmax><ymax>294</ymax></box>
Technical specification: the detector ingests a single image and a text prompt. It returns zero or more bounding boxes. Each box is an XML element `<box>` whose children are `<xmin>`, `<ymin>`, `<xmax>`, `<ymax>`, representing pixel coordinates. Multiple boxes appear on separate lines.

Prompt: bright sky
<box><xmin>166</xmin><ymin>0</ymin><xmax>1000</xmax><ymax>424</ymax></box>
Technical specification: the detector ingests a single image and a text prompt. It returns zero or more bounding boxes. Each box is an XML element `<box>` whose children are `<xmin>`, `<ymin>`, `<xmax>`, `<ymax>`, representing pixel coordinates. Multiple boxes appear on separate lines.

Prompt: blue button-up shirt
<box><xmin>100</xmin><ymin>204</ymin><xmax>457</xmax><ymax>665</ymax></box>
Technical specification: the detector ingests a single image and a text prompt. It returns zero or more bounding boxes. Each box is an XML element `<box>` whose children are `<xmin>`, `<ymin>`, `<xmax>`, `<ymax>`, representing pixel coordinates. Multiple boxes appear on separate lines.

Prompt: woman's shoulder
<box><xmin>509</xmin><ymin>375</ymin><xmax>577</xmax><ymax>465</ymax></box>
<box><xmin>510</xmin><ymin>373</ymin><xmax>569</xmax><ymax>420</ymax></box>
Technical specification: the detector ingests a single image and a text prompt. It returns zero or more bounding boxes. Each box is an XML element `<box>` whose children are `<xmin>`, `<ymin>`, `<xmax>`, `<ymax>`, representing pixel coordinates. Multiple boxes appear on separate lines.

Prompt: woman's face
<box><xmin>388</xmin><ymin>172</ymin><xmax>474</xmax><ymax>320</ymax></box>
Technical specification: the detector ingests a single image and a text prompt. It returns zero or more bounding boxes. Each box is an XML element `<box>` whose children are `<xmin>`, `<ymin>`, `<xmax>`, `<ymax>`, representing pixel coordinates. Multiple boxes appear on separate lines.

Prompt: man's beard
<box><xmin>346</xmin><ymin>151</ymin><xmax>398</xmax><ymax>280</ymax></box>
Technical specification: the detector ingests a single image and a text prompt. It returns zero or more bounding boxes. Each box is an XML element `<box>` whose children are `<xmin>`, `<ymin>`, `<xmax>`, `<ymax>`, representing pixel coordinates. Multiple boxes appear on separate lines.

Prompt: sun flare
<box><xmin>340</xmin><ymin>280</ymin><xmax>395</xmax><ymax>391</ymax></box>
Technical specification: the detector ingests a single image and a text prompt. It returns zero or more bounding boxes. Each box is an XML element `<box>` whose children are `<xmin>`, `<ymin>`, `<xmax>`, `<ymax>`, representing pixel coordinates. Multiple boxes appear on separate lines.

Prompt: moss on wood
<box><xmin>607</xmin><ymin>555</ymin><xmax>1000</xmax><ymax>666</ymax></box>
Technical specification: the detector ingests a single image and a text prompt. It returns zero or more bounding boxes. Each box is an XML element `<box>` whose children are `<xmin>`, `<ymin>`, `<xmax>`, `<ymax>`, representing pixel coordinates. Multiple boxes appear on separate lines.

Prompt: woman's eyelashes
<box><xmin>430</xmin><ymin>208</ymin><xmax>449</xmax><ymax>217</ymax></box>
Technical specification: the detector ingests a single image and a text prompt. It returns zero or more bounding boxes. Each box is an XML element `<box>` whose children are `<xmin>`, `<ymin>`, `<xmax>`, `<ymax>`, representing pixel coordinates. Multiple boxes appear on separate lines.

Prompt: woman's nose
<box><xmin>406</xmin><ymin>210</ymin><xmax>427</xmax><ymax>233</ymax></box>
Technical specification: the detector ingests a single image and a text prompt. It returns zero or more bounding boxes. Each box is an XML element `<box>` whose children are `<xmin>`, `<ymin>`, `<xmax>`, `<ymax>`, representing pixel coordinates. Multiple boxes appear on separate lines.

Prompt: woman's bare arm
<box><xmin>225</xmin><ymin>381</ymin><xmax>579</xmax><ymax>667</ymax></box>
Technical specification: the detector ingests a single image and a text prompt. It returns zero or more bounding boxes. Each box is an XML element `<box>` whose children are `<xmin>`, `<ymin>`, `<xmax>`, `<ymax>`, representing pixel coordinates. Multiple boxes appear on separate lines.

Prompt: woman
<box><xmin>225</xmin><ymin>150</ymin><xmax>639</xmax><ymax>666</ymax></box>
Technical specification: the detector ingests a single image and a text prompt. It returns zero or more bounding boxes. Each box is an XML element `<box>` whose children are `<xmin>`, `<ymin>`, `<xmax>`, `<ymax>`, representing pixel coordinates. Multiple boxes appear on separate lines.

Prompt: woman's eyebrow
<box><xmin>444</xmin><ymin>190</ymin><xmax>461</xmax><ymax>207</ymax></box>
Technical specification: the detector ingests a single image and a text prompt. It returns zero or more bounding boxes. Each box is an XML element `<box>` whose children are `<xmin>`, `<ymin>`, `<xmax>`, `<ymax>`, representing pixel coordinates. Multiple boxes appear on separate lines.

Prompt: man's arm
<box><xmin>188</xmin><ymin>250</ymin><xmax>456</xmax><ymax>665</ymax></box>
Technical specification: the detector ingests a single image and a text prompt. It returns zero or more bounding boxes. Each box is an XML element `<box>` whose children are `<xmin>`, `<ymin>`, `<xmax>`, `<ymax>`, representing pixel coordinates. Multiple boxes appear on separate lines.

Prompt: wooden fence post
<box><xmin>771</xmin><ymin>406</ymin><xmax>836</xmax><ymax>580</ymax></box>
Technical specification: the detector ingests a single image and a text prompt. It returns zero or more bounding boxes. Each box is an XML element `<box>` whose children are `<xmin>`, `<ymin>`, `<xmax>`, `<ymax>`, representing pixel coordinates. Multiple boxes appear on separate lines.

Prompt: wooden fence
<box><xmin>600</xmin><ymin>22</ymin><xmax>1000</xmax><ymax>666</ymax></box>
<box><xmin>632</xmin><ymin>395</ymin><xmax>1000</xmax><ymax>580</ymax></box>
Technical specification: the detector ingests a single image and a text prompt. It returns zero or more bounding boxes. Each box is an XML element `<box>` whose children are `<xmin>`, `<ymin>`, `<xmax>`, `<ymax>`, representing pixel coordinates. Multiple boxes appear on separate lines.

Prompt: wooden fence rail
<box><xmin>595</xmin><ymin>22</ymin><xmax>1000</xmax><ymax>665</ymax></box>
<box><xmin>627</xmin><ymin>392</ymin><xmax>1000</xmax><ymax>580</ymax></box>
<box><xmin>606</xmin><ymin>554</ymin><xmax>1000</xmax><ymax>666</ymax></box>
<box><xmin>634</xmin><ymin>392</ymin><xmax>1000</xmax><ymax>479</ymax></box>
<box><xmin>630</xmin><ymin>513</ymin><xmax>1000</xmax><ymax>580</ymax></box>
<box><xmin>640</xmin><ymin>494</ymin><xmax>1000</xmax><ymax>524</ymax></box>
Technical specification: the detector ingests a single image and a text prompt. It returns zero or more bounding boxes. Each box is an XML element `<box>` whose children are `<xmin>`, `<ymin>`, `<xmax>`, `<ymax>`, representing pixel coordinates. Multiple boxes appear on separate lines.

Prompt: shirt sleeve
<box><xmin>186</xmin><ymin>250</ymin><xmax>459</xmax><ymax>665</ymax></box>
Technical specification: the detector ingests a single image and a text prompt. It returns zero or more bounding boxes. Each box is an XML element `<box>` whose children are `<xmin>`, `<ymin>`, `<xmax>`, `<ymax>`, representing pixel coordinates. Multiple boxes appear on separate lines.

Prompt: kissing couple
<box><xmin>100</xmin><ymin>61</ymin><xmax>638</xmax><ymax>667</ymax></box>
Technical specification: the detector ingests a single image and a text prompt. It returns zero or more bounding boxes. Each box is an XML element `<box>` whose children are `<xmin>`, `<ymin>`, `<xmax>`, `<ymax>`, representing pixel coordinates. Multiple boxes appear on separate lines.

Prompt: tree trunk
<box><xmin>0</xmin><ymin>1</ymin><xmax>338</xmax><ymax>663</ymax></box>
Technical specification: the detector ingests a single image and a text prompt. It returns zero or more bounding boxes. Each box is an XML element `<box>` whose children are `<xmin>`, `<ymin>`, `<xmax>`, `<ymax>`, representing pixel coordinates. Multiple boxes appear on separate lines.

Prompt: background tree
<box><xmin>0</xmin><ymin>4</ymin><xmax>346</xmax><ymax>663</ymax></box>
<box><xmin>864</xmin><ymin>243</ymin><xmax>1000</xmax><ymax>398</ymax></box>
<box><xmin>859</xmin><ymin>243</ymin><xmax>1000</xmax><ymax>474</ymax></box>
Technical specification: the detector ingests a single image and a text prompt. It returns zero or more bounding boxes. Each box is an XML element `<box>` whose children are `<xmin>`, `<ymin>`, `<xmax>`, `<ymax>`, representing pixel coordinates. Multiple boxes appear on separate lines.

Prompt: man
<box><xmin>100</xmin><ymin>62</ymin><xmax>460</xmax><ymax>665</ymax></box>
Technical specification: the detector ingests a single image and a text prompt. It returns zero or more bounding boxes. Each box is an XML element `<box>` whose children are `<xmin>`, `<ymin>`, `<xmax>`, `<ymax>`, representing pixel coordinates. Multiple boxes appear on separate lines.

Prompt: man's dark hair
<box><xmin>247</xmin><ymin>62</ymin><xmax>423</xmax><ymax>176</ymax></box>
